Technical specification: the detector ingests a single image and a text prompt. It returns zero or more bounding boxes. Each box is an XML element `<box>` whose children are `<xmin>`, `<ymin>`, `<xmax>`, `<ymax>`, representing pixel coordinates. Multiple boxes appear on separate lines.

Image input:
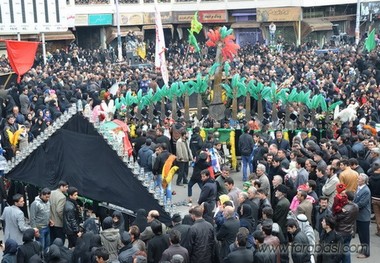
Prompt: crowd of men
<box><xmin>0</xmin><ymin>33</ymin><xmax>379</xmax><ymax>262</ymax></box>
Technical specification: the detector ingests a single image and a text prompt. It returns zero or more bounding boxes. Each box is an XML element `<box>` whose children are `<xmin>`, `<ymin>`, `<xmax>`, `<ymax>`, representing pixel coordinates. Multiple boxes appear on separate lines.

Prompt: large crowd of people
<box><xmin>0</xmin><ymin>34</ymin><xmax>379</xmax><ymax>262</ymax></box>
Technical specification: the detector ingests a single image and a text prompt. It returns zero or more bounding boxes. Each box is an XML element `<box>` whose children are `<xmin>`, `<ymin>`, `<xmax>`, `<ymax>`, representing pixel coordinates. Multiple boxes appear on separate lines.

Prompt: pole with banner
<box><xmin>154</xmin><ymin>2</ymin><xmax>169</xmax><ymax>86</ymax></box>
<box><xmin>115</xmin><ymin>0</ymin><xmax>123</xmax><ymax>61</ymax></box>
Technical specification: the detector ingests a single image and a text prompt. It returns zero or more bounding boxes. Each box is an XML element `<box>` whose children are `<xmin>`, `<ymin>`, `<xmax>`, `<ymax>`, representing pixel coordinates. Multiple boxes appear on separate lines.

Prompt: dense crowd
<box><xmin>0</xmin><ymin>36</ymin><xmax>379</xmax><ymax>262</ymax></box>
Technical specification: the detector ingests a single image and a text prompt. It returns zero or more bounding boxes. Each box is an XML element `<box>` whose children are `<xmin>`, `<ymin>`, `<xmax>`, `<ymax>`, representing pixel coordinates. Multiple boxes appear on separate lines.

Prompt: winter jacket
<box><xmin>16</xmin><ymin>229</ymin><xmax>42</xmax><ymax>263</ymax></box>
<box><xmin>49</xmin><ymin>189</ymin><xmax>66</xmax><ymax>228</ymax></box>
<box><xmin>176</xmin><ymin>138</ymin><xmax>193</xmax><ymax>162</ymax></box>
<box><xmin>198</xmin><ymin>178</ymin><xmax>217</xmax><ymax>205</ymax></box>
<box><xmin>216</xmin><ymin>217</ymin><xmax>240</xmax><ymax>260</ymax></box>
<box><xmin>63</xmin><ymin>198</ymin><xmax>81</xmax><ymax>235</ymax></box>
<box><xmin>369</xmin><ymin>172</ymin><xmax>380</xmax><ymax>198</ymax></box>
<box><xmin>189</xmin><ymin>133</ymin><xmax>203</xmax><ymax>157</ymax></box>
<box><xmin>290</xmin><ymin>229</ymin><xmax>311</xmax><ymax>263</ymax></box>
<box><xmin>30</xmin><ymin>196</ymin><xmax>50</xmax><ymax>229</ymax></box>
<box><xmin>335</xmin><ymin>202</ymin><xmax>359</xmax><ymax>236</ymax></box>
<box><xmin>238</xmin><ymin>133</ymin><xmax>254</xmax><ymax>156</ymax></box>
<box><xmin>224</xmin><ymin>246</ymin><xmax>254</xmax><ymax>263</ymax></box>
<box><xmin>153</xmin><ymin>150</ymin><xmax>170</xmax><ymax>175</ymax></box>
<box><xmin>316</xmin><ymin>230</ymin><xmax>343</xmax><ymax>263</ymax></box>
<box><xmin>100</xmin><ymin>228</ymin><xmax>122</xmax><ymax>262</ymax></box>
<box><xmin>185</xmin><ymin>218</ymin><xmax>215</xmax><ymax>263</ymax></box>
<box><xmin>118</xmin><ymin>244</ymin><xmax>138</xmax><ymax>263</ymax></box>
<box><xmin>138</xmin><ymin>145</ymin><xmax>153</xmax><ymax>172</ymax></box>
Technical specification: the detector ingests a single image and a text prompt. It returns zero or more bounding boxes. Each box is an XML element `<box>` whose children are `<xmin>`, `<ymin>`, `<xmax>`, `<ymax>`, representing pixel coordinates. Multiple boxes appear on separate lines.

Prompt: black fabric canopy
<box><xmin>6</xmin><ymin>114</ymin><xmax>170</xmax><ymax>223</ymax></box>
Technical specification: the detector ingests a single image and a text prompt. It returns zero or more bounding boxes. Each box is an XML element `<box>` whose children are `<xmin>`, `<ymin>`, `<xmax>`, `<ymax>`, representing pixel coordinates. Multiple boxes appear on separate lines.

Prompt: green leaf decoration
<box><xmin>261</xmin><ymin>86</ymin><xmax>273</xmax><ymax>102</ymax></box>
<box><xmin>221</xmin><ymin>83</ymin><xmax>233</xmax><ymax>98</ymax></box>
<box><xmin>328</xmin><ymin>100</ymin><xmax>343</xmax><ymax>112</ymax></box>
<box><xmin>320</xmin><ymin>95</ymin><xmax>328</xmax><ymax>112</ymax></box>
<box><xmin>287</xmin><ymin>88</ymin><xmax>299</xmax><ymax>102</ymax></box>
<box><xmin>231</xmin><ymin>74</ymin><xmax>239</xmax><ymax>89</ymax></box>
<box><xmin>153</xmin><ymin>86</ymin><xmax>162</xmax><ymax>103</ymax></box>
<box><xmin>224</xmin><ymin>61</ymin><xmax>231</xmax><ymax>77</ymax></box>
<box><xmin>115</xmin><ymin>97</ymin><xmax>122</xmax><ymax>110</ymax></box>
<box><xmin>209</xmin><ymin>63</ymin><xmax>220</xmax><ymax>76</ymax></box>
<box><xmin>277</xmin><ymin>88</ymin><xmax>289</xmax><ymax>103</ymax></box>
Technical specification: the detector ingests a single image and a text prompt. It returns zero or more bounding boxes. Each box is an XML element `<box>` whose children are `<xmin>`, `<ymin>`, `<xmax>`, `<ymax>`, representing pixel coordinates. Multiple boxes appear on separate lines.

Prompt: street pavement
<box><xmin>170</xmin><ymin>169</ymin><xmax>379</xmax><ymax>263</ymax></box>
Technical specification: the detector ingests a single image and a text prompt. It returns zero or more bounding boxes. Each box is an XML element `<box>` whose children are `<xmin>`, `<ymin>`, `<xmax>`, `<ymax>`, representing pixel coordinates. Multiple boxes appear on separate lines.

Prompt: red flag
<box><xmin>5</xmin><ymin>40</ymin><xmax>39</xmax><ymax>83</ymax></box>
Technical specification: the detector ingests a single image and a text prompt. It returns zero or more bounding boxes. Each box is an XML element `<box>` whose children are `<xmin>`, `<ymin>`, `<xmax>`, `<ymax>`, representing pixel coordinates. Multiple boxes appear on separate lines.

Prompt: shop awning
<box><xmin>106</xmin><ymin>26</ymin><xmax>141</xmax><ymax>44</ymax></box>
<box><xmin>302</xmin><ymin>19</ymin><xmax>333</xmax><ymax>37</ymax></box>
<box><xmin>40</xmin><ymin>31</ymin><xmax>75</xmax><ymax>41</ymax></box>
<box><xmin>0</xmin><ymin>34</ymin><xmax>38</xmax><ymax>41</ymax></box>
<box><xmin>231</xmin><ymin>22</ymin><xmax>261</xmax><ymax>29</ymax></box>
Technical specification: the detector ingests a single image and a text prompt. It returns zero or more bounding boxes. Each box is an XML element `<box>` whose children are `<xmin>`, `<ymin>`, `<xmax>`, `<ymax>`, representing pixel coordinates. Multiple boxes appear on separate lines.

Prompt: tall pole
<box><xmin>355</xmin><ymin>0</ymin><xmax>361</xmax><ymax>45</ymax></box>
<box><xmin>42</xmin><ymin>33</ymin><xmax>47</xmax><ymax>65</ymax></box>
<box><xmin>115</xmin><ymin>0</ymin><xmax>123</xmax><ymax>61</ymax></box>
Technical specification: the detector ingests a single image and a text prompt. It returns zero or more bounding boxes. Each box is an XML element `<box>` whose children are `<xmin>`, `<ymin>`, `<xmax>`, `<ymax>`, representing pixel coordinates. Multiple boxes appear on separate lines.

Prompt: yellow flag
<box><xmin>137</xmin><ymin>43</ymin><xmax>146</xmax><ymax>59</ymax></box>
<box><xmin>191</xmin><ymin>12</ymin><xmax>203</xmax><ymax>34</ymax></box>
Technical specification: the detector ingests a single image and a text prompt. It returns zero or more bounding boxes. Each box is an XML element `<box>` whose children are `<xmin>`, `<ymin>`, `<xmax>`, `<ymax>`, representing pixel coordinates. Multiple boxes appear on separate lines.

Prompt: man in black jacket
<box><xmin>286</xmin><ymin>218</ymin><xmax>311</xmax><ymax>263</ymax></box>
<box><xmin>189</xmin><ymin>126</ymin><xmax>203</xmax><ymax>157</ymax></box>
<box><xmin>153</xmin><ymin>143</ymin><xmax>171</xmax><ymax>191</ymax></box>
<box><xmin>238</xmin><ymin>126</ymin><xmax>254</xmax><ymax>181</ymax></box>
<box><xmin>185</xmin><ymin>205</ymin><xmax>215</xmax><ymax>263</ymax></box>
<box><xmin>63</xmin><ymin>187</ymin><xmax>82</xmax><ymax>248</ymax></box>
<box><xmin>224</xmin><ymin>231</ymin><xmax>254</xmax><ymax>263</ymax></box>
<box><xmin>216</xmin><ymin>206</ymin><xmax>240</xmax><ymax>260</ymax></box>
<box><xmin>147</xmin><ymin>219</ymin><xmax>170</xmax><ymax>263</ymax></box>
<box><xmin>198</xmin><ymin>169</ymin><xmax>217</xmax><ymax>210</ymax></box>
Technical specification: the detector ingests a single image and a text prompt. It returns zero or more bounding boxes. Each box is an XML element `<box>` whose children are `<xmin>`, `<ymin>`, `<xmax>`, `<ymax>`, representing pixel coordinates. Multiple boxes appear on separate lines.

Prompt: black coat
<box><xmin>198</xmin><ymin>178</ymin><xmax>217</xmax><ymax>205</ymax></box>
<box><xmin>316</xmin><ymin>230</ymin><xmax>343</xmax><ymax>263</ymax></box>
<box><xmin>253</xmin><ymin>244</ymin><xmax>277</xmax><ymax>263</ymax></box>
<box><xmin>290</xmin><ymin>229</ymin><xmax>311</xmax><ymax>263</ymax></box>
<box><xmin>171</xmin><ymin>223</ymin><xmax>191</xmax><ymax>247</ymax></box>
<box><xmin>185</xmin><ymin>218</ymin><xmax>215</xmax><ymax>263</ymax></box>
<box><xmin>216</xmin><ymin>217</ymin><xmax>241</xmax><ymax>260</ymax></box>
<box><xmin>189</xmin><ymin>133</ymin><xmax>203</xmax><ymax>157</ymax></box>
<box><xmin>273</xmin><ymin>197</ymin><xmax>290</xmax><ymax>235</ymax></box>
<box><xmin>63</xmin><ymin>198</ymin><xmax>81</xmax><ymax>235</ymax></box>
<box><xmin>153</xmin><ymin>150</ymin><xmax>170</xmax><ymax>175</ymax></box>
<box><xmin>223</xmin><ymin>247</ymin><xmax>254</xmax><ymax>263</ymax></box>
<box><xmin>147</xmin><ymin>234</ymin><xmax>170</xmax><ymax>263</ymax></box>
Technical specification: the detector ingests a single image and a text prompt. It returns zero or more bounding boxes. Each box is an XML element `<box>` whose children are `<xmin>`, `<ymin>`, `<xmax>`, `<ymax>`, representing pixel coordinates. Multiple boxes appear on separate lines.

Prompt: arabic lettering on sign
<box><xmin>199</xmin><ymin>10</ymin><xmax>227</xmax><ymax>23</ymax></box>
<box><xmin>257</xmin><ymin>7</ymin><xmax>301</xmax><ymax>22</ymax></box>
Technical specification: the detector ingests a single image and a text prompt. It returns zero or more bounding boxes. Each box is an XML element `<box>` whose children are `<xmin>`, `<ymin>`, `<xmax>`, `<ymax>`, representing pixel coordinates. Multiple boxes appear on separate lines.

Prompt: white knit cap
<box><xmin>359</xmin><ymin>118</ymin><xmax>366</xmax><ymax>124</ymax></box>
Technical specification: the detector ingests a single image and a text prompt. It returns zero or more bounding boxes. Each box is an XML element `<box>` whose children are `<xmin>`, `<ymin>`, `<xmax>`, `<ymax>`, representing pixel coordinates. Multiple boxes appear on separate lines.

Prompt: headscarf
<box><xmin>3</xmin><ymin>239</ymin><xmax>18</xmax><ymax>255</ymax></box>
<box><xmin>22</xmin><ymin>228</ymin><xmax>36</xmax><ymax>243</ymax></box>
<box><xmin>112</xmin><ymin>211</ymin><xmax>125</xmax><ymax>232</ymax></box>
<box><xmin>102</xmin><ymin>216</ymin><xmax>113</xmax><ymax>230</ymax></box>
<box><xmin>131</xmin><ymin>209</ymin><xmax>148</xmax><ymax>233</ymax></box>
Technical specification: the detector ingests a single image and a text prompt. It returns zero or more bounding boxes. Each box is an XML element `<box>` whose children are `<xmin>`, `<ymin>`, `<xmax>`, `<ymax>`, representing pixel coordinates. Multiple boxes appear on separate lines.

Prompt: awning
<box><xmin>302</xmin><ymin>19</ymin><xmax>333</xmax><ymax>38</ymax></box>
<box><xmin>0</xmin><ymin>34</ymin><xmax>38</xmax><ymax>41</ymax></box>
<box><xmin>231</xmin><ymin>22</ymin><xmax>261</xmax><ymax>29</ymax></box>
<box><xmin>106</xmin><ymin>26</ymin><xmax>141</xmax><ymax>44</ymax></box>
<box><xmin>142</xmin><ymin>24</ymin><xmax>173</xmax><ymax>30</ymax></box>
<box><xmin>40</xmin><ymin>31</ymin><xmax>75</xmax><ymax>41</ymax></box>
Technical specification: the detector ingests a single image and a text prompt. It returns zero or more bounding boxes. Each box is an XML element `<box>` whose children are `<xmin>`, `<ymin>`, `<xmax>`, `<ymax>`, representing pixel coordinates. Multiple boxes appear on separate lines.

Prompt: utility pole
<box><xmin>115</xmin><ymin>0</ymin><xmax>123</xmax><ymax>61</ymax></box>
<box><xmin>355</xmin><ymin>0</ymin><xmax>361</xmax><ymax>45</ymax></box>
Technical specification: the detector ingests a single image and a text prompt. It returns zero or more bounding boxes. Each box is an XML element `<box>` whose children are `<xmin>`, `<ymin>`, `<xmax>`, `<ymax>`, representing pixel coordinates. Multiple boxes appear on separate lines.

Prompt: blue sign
<box><xmin>88</xmin><ymin>14</ymin><xmax>113</xmax><ymax>26</ymax></box>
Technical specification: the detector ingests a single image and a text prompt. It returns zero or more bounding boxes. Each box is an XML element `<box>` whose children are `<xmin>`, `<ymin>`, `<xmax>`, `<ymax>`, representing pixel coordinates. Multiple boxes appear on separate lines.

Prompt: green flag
<box><xmin>191</xmin><ymin>12</ymin><xmax>203</xmax><ymax>34</ymax></box>
<box><xmin>364</xmin><ymin>29</ymin><xmax>377</xmax><ymax>52</ymax></box>
<box><xmin>188</xmin><ymin>30</ymin><xmax>200</xmax><ymax>52</ymax></box>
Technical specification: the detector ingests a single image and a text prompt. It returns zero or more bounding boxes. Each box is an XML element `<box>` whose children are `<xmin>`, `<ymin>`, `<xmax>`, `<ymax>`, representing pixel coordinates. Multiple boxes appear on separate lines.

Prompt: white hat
<box><xmin>359</xmin><ymin>118</ymin><xmax>366</xmax><ymax>124</ymax></box>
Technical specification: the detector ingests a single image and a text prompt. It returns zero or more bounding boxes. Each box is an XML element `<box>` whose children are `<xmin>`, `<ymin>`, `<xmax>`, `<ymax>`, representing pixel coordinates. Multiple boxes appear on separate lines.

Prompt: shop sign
<box><xmin>118</xmin><ymin>13</ymin><xmax>144</xmax><ymax>25</ymax></box>
<box><xmin>143</xmin><ymin>12</ymin><xmax>172</xmax><ymax>24</ymax></box>
<box><xmin>198</xmin><ymin>10</ymin><xmax>227</xmax><ymax>23</ymax></box>
<box><xmin>257</xmin><ymin>7</ymin><xmax>301</xmax><ymax>22</ymax></box>
<box><xmin>88</xmin><ymin>14</ymin><xmax>113</xmax><ymax>26</ymax></box>
<box><xmin>75</xmin><ymin>14</ymin><xmax>89</xmax><ymax>26</ymax></box>
<box><xmin>173</xmin><ymin>11</ymin><xmax>194</xmax><ymax>23</ymax></box>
